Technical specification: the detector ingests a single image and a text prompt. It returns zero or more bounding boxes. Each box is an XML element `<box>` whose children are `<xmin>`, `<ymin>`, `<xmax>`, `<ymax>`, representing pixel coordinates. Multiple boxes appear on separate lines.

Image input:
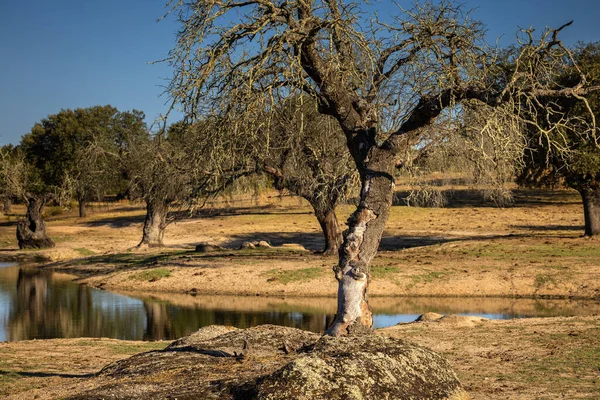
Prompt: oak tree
<box><xmin>165</xmin><ymin>0</ymin><xmax>597</xmax><ymax>335</ymax></box>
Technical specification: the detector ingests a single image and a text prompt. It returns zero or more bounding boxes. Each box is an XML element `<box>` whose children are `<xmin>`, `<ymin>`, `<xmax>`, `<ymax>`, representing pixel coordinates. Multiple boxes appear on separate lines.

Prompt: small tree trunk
<box><xmin>579</xmin><ymin>185</ymin><xmax>600</xmax><ymax>236</ymax></box>
<box><xmin>325</xmin><ymin>147</ymin><xmax>396</xmax><ymax>336</ymax></box>
<box><xmin>138</xmin><ymin>200</ymin><xmax>168</xmax><ymax>247</ymax></box>
<box><xmin>16</xmin><ymin>197</ymin><xmax>55</xmax><ymax>249</ymax></box>
<box><xmin>78</xmin><ymin>199</ymin><xmax>87</xmax><ymax>218</ymax></box>
<box><xmin>3</xmin><ymin>198</ymin><xmax>12</xmax><ymax>214</ymax></box>
<box><xmin>312</xmin><ymin>202</ymin><xmax>342</xmax><ymax>255</ymax></box>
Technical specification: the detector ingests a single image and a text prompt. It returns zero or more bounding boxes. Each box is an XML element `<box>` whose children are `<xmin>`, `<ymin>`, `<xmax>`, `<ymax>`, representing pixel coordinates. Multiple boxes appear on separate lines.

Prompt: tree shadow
<box><xmin>378</xmin><ymin>235</ymin><xmax>458</xmax><ymax>251</ymax></box>
<box><xmin>0</xmin><ymin>370</ymin><xmax>95</xmax><ymax>379</ymax></box>
<box><xmin>83</xmin><ymin>206</ymin><xmax>311</xmax><ymax>228</ymax></box>
<box><xmin>221</xmin><ymin>232</ymin><xmax>324</xmax><ymax>252</ymax></box>
<box><xmin>176</xmin><ymin>205</ymin><xmax>313</xmax><ymax>220</ymax></box>
<box><xmin>220</xmin><ymin>232</ymin><xmax>496</xmax><ymax>252</ymax></box>
<box><xmin>84</xmin><ymin>214</ymin><xmax>145</xmax><ymax>228</ymax></box>
<box><xmin>393</xmin><ymin>188</ymin><xmax>581</xmax><ymax>208</ymax></box>
<box><xmin>510</xmin><ymin>224</ymin><xmax>583</xmax><ymax>232</ymax></box>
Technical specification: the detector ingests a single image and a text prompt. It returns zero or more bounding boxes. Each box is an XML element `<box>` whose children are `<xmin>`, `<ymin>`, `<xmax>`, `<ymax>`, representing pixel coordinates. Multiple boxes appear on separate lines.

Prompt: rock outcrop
<box><xmin>67</xmin><ymin>325</ymin><xmax>468</xmax><ymax>400</ymax></box>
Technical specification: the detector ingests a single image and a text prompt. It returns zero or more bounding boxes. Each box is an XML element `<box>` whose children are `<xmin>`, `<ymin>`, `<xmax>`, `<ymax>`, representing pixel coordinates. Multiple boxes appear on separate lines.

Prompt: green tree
<box><xmin>20</xmin><ymin>105</ymin><xmax>147</xmax><ymax>218</ymax></box>
<box><xmin>123</xmin><ymin>120</ymin><xmax>232</xmax><ymax>248</ymax></box>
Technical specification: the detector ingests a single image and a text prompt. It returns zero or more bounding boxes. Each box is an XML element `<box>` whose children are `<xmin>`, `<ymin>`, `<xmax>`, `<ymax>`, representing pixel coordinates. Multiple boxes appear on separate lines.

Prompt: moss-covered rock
<box><xmin>67</xmin><ymin>325</ymin><xmax>467</xmax><ymax>400</ymax></box>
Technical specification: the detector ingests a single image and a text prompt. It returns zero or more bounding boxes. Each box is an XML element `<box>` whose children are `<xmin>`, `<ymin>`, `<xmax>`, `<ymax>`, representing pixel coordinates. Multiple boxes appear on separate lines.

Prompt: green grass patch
<box><xmin>129</xmin><ymin>268</ymin><xmax>172</xmax><ymax>282</ymax></box>
<box><xmin>74</xmin><ymin>247</ymin><xmax>95</xmax><ymax>256</ymax></box>
<box><xmin>263</xmin><ymin>267</ymin><xmax>326</xmax><ymax>284</ymax></box>
<box><xmin>411</xmin><ymin>271</ymin><xmax>453</xmax><ymax>284</ymax></box>
<box><xmin>71</xmin><ymin>250</ymin><xmax>193</xmax><ymax>267</ymax></box>
<box><xmin>371</xmin><ymin>265</ymin><xmax>401</xmax><ymax>279</ymax></box>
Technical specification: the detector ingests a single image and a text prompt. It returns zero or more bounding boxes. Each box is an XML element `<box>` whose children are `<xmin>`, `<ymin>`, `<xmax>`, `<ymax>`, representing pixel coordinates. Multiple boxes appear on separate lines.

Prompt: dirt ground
<box><xmin>0</xmin><ymin>186</ymin><xmax>599</xmax><ymax>398</ymax></box>
<box><xmin>1</xmin><ymin>187</ymin><xmax>598</xmax><ymax>300</ymax></box>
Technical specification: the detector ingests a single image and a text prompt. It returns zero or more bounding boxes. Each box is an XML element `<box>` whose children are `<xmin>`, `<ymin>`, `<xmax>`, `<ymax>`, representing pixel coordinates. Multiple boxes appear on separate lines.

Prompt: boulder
<box><xmin>416</xmin><ymin>312</ymin><xmax>444</xmax><ymax>322</ymax></box>
<box><xmin>67</xmin><ymin>325</ymin><xmax>468</xmax><ymax>400</ymax></box>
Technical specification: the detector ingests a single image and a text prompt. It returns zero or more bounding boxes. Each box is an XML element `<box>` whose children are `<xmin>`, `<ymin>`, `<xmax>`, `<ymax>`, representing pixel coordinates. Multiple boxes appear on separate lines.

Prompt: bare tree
<box><xmin>165</xmin><ymin>0</ymin><xmax>598</xmax><ymax>335</ymax></box>
<box><xmin>258</xmin><ymin>96</ymin><xmax>358</xmax><ymax>254</ymax></box>
<box><xmin>0</xmin><ymin>148</ymin><xmax>55</xmax><ymax>249</ymax></box>
<box><xmin>123</xmin><ymin>119</ymin><xmax>244</xmax><ymax>248</ymax></box>
<box><xmin>515</xmin><ymin>42</ymin><xmax>600</xmax><ymax>235</ymax></box>
<box><xmin>122</xmin><ymin>134</ymin><xmax>194</xmax><ymax>248</ymax></box>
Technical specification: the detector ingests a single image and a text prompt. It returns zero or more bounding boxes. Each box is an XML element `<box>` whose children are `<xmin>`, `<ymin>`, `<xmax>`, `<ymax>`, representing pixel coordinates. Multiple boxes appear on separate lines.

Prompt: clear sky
<box><xmin>1</xmin><ymin>0</ymin><xmax>599</xmax><ymax>146</ymax></box>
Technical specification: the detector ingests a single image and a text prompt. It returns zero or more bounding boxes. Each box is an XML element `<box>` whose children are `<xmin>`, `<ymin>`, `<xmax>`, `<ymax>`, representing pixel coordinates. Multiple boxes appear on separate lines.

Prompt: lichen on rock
<box><xmin>67</xmin><ymin>325</ymin><xmax>468</xmax><ymax>400</ymax></box>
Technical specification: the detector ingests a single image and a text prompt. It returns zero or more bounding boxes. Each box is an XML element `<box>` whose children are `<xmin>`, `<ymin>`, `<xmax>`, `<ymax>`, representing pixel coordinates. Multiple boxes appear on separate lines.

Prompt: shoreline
<box><xmin>3</xmin><ymin>249</ymin><xmax>599</xmax><ymax>301</ymax></box>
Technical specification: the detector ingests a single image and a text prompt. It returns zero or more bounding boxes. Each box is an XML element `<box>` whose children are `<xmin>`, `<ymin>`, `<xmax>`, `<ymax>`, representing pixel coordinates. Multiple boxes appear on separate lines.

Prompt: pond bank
<box><xmin>39</xmin><ymin>244</ymin><xmax>600</xmax><ymax>301</ymax></box>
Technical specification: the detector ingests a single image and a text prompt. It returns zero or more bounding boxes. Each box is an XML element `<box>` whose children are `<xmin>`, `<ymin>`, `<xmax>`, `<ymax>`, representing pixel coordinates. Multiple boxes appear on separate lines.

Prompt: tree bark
<box><xmin>579</xmin><ymin>185</ymin><xmax>600</xmax><ymax>236</ymax></box>
<box><xmin>16</xmin><ymin>196</ymin><xmax>55</xmax><ymax>249</ymax></box>
<box><xmin>3</xmin><ymin>198</ymin><xmax>12</xmax><ymax>214</ymax></box>
<box><xmin>138</xmin><ymin>200</ymin><xmax>168</xmax><ymax>247</ymax></box>
<box><xmin>78</xmin><ymin>199</ymin><xmax>87</xmax><ymax>218</ymax></box>
<box><xmin>312</xmin><ymin>202</ymin><xmax>342</xmax><ymax>255</ymax></box>
<box><xmin>325</xmin><ymin>147</ymin><xmax>396</xmax><ymax>336</ymax></box>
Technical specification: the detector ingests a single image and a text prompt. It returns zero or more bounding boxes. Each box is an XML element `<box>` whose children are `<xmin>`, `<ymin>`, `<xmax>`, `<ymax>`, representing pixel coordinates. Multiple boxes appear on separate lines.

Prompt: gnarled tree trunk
<box><xmin>579</xmin><ymin>185</ymin><xmax>600</xmax><ymax>236</ymax></box>
<box><xmin>311</xmin><ymin>202</ymin><xmax>342</xmax><ymax>255</ymax></box>
<box><xmin>325</xmin><ymin>147</ymin><xmax>396</xmax><ymax>336</ymax></box>
<box><xmin>16</xmin><ymin>196</ymin><xmax>55</xmax><ymax>249</ymax></box>
<box><xmin>138</xmin><ymin>199</ymin><xmax>168</xmax><ymax>247</ymax></box>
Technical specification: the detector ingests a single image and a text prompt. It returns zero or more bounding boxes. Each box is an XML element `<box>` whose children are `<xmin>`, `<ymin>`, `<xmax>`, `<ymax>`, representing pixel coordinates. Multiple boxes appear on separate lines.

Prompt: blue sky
<box><xmin>1</xmin><ymin>0</ymin><xmax>599</xmax><ymax>146</ymax></box>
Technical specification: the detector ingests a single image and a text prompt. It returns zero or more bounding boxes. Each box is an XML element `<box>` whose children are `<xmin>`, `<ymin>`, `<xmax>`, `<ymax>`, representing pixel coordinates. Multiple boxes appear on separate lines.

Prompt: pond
<box><xmin>1</xmin><ymin>263</ymin><xmax>598</xmax><ymax>342</ymax></box>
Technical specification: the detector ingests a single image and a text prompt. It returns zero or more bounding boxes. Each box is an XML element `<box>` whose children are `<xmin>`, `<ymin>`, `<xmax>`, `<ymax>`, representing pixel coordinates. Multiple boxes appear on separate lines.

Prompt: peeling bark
<box><xmin>579</xmin><ymin>185</ymin><xmax>600</xmax><ymax>236</ymax></box>
<box><xmin>138</xmin><ymin>200</ymin><xmax>168</xmax><ymax>247</ymax></box>
<box><xmin>326</xmin><ymin>147</ymin><xmax>396</xmax><ymax>336</ymax></box>
<box><xmin>16</xmin><ymin>196</ymin><xmax>55</xmax><ymax>249</ymax></box>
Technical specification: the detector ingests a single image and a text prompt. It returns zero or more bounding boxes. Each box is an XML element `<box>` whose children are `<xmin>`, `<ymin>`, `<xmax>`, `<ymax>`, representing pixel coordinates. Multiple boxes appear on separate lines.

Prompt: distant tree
<box><xmin>166</xmin><ymin>0</ymin><xmax>598</xmax><ymax>335</ymax></box>
<box><xmin>0</xmin><ymin>146</ymin><xmax>55</xmax><ymax>248</ymax></box>
<box><xmin>401</xmin><ymin>105</ymin><xmax>524</xmax><ymax>208</ymax></box>
<box><xmin>259</xmin><ymin>97</ymin><xmax>358</xmax><ymax>255</ymax></box>
<box><xmin>123</xmin><ymin>121</ymin><xmax>228</xmax><ymax>248</ymax></box>
<box><xmin>20</xmin><ymin>105</ymin><xmax>147</xmax><ymax>218</ymax></box>
<box><xmin>518</xmin><ymin>42</ymin><xmax>600</xmax><ymax>235</ymax></box>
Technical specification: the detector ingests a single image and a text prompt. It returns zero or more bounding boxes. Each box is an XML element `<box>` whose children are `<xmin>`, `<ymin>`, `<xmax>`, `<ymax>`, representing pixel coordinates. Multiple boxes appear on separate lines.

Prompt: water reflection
<box><xmin>0</xmin><ymin>264</ymin><xmax>599</xmax><ymax>342</ymax></box>
<box><xmin>4</xmin><ymin>267</ymin><xmax>146</xmax><ymax>341</ymax></box>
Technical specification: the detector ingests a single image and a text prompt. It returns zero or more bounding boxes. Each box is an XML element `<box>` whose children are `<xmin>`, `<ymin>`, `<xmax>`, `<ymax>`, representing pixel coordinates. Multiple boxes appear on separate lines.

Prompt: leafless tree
<box><xmin>122</xmin><ymin>133</ymin><xmax>196</xmax><ymax>248</ymax></box>
<box><xmin>257</xmin><ymin>96</ymin><xmax>358</xmax><ymax>254</ymax></box>
<box><xmin>0</xmin><ymin>148</ymin><xmax>55</xmax><ymax>249</ymax></box>
<box><xmin>165</xmin><ymin>0</ymin><xmax>598</xmax><ymax>335</ymax></box>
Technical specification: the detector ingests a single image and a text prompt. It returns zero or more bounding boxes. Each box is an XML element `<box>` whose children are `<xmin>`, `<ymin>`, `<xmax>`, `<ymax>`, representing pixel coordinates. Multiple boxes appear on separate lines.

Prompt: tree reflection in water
<box><xmin>4</xmin><ymin>266</ymin><xmax>597</xmax><ymax>342</ymax></box>
<box><xmin>4</xmin><ymin>267</ymin><xmax>331</xmax><ymax>341</ymax></box>
<box><xmin>8</xmin><ymin>268</ymin><xmax>146</xmax><ymax>341</ymax></box>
